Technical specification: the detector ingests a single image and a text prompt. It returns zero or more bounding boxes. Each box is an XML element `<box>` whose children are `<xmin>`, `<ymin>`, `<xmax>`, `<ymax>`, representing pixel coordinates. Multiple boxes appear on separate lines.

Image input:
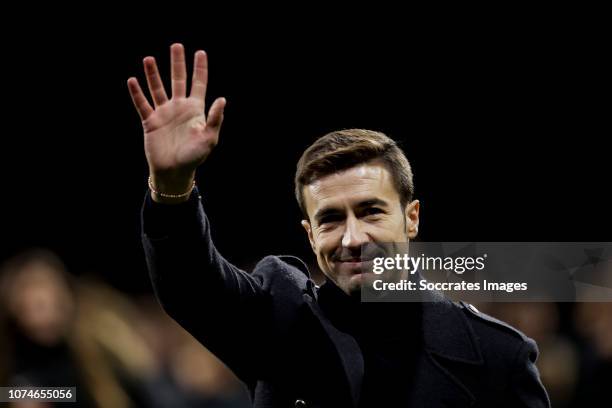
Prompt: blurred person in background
<box><xmin>0</xmin><ymin>249</ymin><xmax>250</xmax><ymax>407</ymax></box>
<box><xmin>571</xmin><ymin>302</ymin><xmax>612</xmax><ymax>406</ymax></box>
<box><xmin>134</xmin><ymin>297</ymin><xmax>251</xmax><ymax>407</ymax></box>
<box><xmin>0</xmin><ymin>249</ymin><xmax>99</xmax><ymax>407</ymax></box>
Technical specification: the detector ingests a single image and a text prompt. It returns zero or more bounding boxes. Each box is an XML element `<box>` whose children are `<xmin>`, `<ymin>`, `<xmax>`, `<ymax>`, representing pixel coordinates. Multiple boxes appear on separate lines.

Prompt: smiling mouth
<box><xmin>337</xmin><ymin>257</ymin><xmax>377</xmax><ymax>271</ymax></box>
<box><xmin>339</xmin><ymin>258</ymin><xmax>373</xmax><ymax>263</ymax></box>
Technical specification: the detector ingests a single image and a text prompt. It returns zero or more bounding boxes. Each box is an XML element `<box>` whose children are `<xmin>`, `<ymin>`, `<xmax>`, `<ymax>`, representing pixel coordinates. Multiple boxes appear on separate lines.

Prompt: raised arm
<box><xmin>128</xmin><ymin>44</ymin><xmax>271</xmax><ymax>384</ymax></box>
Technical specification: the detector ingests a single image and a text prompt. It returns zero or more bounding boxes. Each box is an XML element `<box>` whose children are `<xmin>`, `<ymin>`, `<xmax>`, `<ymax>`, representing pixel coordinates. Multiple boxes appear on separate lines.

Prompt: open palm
<box><xmin>128</xmin><ymin>44</ymin><xmax>226</xmax><ymax>178</ymax></box>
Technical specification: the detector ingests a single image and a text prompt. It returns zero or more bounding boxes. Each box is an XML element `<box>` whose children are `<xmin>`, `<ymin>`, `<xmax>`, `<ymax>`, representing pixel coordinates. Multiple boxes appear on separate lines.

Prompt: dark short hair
<box><xmin>295</xmin><ymin>129</ymin><xmax>414</xmax><ymax>218</ymax></box>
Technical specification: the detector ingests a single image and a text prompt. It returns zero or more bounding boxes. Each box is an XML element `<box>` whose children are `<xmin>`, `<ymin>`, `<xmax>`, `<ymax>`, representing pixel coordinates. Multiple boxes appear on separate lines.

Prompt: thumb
<box><xmin>206</xmin><ymin>97</ymin><xmax>226</xmax><ymax>130</ymax></box>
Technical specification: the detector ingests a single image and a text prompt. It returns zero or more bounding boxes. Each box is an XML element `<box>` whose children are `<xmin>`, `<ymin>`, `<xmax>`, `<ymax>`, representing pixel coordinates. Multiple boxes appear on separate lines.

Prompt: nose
<box><xmin>342</xmin><ymin>215</ymin><xmax>369</xmax><ymax>249</ymax></box>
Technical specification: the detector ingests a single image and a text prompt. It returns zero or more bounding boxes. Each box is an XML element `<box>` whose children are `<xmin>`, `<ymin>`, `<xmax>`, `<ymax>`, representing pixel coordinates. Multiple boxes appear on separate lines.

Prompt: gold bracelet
<box><xmin>148</xmin><ymin>176</ymin><xmax>196</xmax><ymax>199</ymax></box>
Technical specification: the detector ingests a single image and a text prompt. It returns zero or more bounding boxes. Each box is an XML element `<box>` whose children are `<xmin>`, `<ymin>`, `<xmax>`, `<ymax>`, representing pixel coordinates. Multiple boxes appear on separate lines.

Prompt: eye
<box><xmin>364</xmin><ymin>207</ymin><xmax>384</xmax><ymax>216</ymax></box>
<box><xmin>319</xmin><ymin>214</ymin><xmax>344</xmax><ymax>225</ymax></box>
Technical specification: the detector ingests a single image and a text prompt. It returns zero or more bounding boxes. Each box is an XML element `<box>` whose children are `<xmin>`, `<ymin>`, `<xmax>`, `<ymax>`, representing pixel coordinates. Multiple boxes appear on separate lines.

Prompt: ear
<box><xmin>301</xmin><ymin>219</ymin><xmax>317</xmax><ymax>253</ymax></box>
<box><xmin>404</xmin><ymin>200</ymin><xmax>420</xmax><ymax>239</ymax></box>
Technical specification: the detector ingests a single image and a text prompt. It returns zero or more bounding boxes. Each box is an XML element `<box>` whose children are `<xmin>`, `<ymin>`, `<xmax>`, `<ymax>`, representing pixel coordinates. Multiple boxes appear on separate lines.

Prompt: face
<box><xmin>301</xmin><ymin>161</ymin><xmax>419</xmax><ymax>296</ymax></box>
<box><xmin>7</xmin><ymin>263</ymin><xmax>75</xmax><ymax>346</ymax></box>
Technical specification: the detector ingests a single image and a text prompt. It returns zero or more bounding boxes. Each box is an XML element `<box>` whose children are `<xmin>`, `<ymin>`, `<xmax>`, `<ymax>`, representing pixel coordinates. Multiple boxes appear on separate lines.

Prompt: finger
<box><xmin>190</xmin><ymin>50</ymin><xmax>208</xmax><ymax>104</ymax></box>
<box><xmin>127</xmin><ymin>77</ymin><xmax>154</xmax><ymax>121</ymax></box>
<box><xmin>206</xmin><ymin>97</ymin><xmax>226</xmax><ymax>130</ymax></box>
<box><xmin>170</xmin><ymin>43</ymin><xmax>187</xmax><ymax>98</ymax></box>
<box><xmin>143</xmin><ymin>57</ymin><xmax>168</xmax><ymax>107</ymax></box>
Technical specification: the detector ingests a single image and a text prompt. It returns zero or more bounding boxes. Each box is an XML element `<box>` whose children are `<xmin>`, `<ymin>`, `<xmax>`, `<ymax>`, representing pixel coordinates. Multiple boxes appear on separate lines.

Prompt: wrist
<box><xmin>149</xmin><ymin>172</ymin><xmax>196</xmax><ymax>204</ymax></box>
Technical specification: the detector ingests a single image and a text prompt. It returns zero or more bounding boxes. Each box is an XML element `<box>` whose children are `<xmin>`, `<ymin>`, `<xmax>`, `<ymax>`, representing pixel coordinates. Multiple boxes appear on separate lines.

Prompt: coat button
<box><xmin>295</xmin><ymin>399</ymin><xmax>307</xmax><ymax>407</ymax></box>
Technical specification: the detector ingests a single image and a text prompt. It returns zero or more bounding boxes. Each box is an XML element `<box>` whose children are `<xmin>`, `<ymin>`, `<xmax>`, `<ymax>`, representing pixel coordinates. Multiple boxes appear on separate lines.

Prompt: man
<box><xmin>128</xmin><ymin>43</ymin><xmax>550</xmax><ymax>407</ymax></box>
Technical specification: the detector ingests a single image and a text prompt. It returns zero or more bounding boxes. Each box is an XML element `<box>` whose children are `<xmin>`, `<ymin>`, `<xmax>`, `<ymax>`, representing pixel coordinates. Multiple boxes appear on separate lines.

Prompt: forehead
<box><xmin>303</xmin><ymin>162</ymin><xmax>399</xmax><ymax>216</ymax></box>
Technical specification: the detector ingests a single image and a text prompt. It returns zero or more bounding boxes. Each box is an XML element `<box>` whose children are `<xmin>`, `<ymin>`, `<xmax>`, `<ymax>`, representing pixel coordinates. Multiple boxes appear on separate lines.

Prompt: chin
<box><xmin>347</xmin><ymin>286</ymin><xmax>362</xmax><ymax>299</ymax></box>
<box><xmin>345</xmin><ymin>274</ymin><xmax>365</xmax><ymax>297</ymax></box>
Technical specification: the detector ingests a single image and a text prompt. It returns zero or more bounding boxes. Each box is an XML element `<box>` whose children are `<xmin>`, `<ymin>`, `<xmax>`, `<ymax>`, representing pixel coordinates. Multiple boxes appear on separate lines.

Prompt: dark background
<box><xmin>1</xmin><ymin>14</ymin><xmax>609</xmax><ymax>293</ymax></box>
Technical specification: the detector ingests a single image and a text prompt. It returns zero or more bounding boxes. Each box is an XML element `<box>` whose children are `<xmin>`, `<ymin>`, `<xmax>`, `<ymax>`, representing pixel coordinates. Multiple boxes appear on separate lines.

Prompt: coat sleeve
<box><xmin>141</xmin><ymin>188</ymin><xmax>273</xmax><ymax>383</ymax></box>
<box><xmin>508</xmin><ymin>337</ymin><xmax>551</xmax><ymax>408</ymax></box>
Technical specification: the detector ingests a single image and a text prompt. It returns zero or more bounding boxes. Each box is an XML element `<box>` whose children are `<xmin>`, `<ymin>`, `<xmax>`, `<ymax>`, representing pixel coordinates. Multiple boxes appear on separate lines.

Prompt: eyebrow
<box><xmin>313</xmin><ymin>198</ymin><xmax>389</xmax><ymax>223</ymax></box>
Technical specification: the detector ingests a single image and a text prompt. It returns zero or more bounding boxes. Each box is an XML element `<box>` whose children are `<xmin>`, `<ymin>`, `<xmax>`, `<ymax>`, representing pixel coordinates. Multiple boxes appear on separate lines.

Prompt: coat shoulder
<box><xmin>253</xmin><ymin>255</ymin><xmax>311</xmax><ymax>291</ymax></box>
<box><xmin>459</xmin><ymin>301</ymin><xmax>532</xmax><ymax>344</ymax></box>
<box><xmin>252</xmin><ymin>255</ymin><xmax>319</xmax><ymax>308</ymax></box>
<box><xmin>457</xmin><ymin>301</ymin><xmax>538</xmax><ymax>369</ymax></box>
<box><xmin>455</xmin><ymin>302</ymin><xmax>549</xmax><ymax>406</ymax></box>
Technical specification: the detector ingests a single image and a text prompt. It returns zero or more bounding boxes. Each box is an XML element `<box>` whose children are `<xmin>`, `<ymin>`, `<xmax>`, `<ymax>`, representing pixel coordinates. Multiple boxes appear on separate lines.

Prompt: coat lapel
<box><xmin>415</xmin><ymin>290</ymin><xmax>484</xmax><ymax>406</ymax></box>
<box><xmin>303</xmin><ymin>292</ymin><xmax>364</xmax><ymax>408</ymax></box>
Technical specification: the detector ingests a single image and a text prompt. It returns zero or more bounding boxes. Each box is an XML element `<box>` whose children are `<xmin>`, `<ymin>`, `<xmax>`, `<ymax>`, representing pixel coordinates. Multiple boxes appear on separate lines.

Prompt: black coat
<box><xmin>142</xmin><ymin>191</ymin><xmax>550</xmax><ymax>408</ymax></box>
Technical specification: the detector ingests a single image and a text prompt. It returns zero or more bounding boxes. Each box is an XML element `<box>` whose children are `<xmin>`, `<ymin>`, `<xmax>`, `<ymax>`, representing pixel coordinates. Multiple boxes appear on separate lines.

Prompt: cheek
<box><xmin>313</xmin><ymin>232</ymin><xmax>339</xmax><ymax>258</ymax></box>
<box><xmin>373</xmin><ymin>217</ymin><xmax>408</xmax><ymax>240</ymax></box>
